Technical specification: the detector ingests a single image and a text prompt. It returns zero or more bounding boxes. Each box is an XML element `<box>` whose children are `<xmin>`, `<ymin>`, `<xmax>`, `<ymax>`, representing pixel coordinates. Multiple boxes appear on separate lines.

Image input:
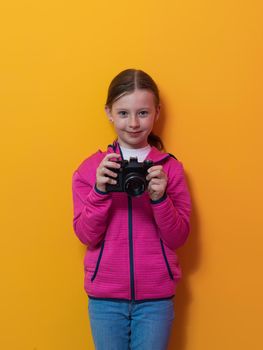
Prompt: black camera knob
<box><xmin>144</xmin><ymin>159</ymin><xmax>153</xmax><ymax>166</ymax></box>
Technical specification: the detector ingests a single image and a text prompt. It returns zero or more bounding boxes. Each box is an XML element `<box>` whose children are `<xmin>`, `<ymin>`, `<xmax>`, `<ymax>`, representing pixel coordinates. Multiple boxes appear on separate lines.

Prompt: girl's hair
<box><xmin>105</xmin><ymin>69</ymin><xmax>164</xmax><ymax>150</ymax></box>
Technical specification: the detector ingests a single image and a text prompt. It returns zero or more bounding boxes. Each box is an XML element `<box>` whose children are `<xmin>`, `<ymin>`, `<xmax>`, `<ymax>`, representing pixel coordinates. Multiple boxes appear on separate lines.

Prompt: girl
<box><xmin>72</xmin><ymin>69</ymin><xmax>192</xmax><ymax>350</ymax></box>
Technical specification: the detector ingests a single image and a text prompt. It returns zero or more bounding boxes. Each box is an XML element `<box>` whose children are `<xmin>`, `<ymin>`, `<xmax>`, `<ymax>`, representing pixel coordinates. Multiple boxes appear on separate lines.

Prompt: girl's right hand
<box><xmin>96</xmin><ymin>153</ymin><xmax>121</xmax><ymax>193</ymax></box>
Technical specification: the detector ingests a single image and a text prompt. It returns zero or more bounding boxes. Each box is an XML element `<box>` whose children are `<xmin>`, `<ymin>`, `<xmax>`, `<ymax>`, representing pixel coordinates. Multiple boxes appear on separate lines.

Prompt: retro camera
<box><xmin>106</xmin><ymin>157</ymin><xmax>153</xmax><ymax>197</ymax></box>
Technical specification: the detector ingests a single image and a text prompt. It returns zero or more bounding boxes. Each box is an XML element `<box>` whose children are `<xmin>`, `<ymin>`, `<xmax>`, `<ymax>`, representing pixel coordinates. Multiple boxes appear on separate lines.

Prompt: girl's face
<box><xmin>105</xmin><ymin>89</ymin><xmax>160</xmax><ymax>149</ymax></box>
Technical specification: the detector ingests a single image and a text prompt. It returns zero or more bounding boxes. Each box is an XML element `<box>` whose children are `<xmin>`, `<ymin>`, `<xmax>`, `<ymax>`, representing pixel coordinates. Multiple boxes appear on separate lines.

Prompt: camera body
<box><xmin>106</xmin><ymin>157</ymin><xmax>153</xmax><ymax>197</ymax></box>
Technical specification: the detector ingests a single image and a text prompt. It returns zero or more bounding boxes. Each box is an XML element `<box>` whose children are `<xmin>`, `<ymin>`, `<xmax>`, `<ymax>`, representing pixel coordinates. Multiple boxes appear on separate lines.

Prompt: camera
<box><xmin>106</xmin><ymin>157</ymin><xmax>154</xmax><ymax>197</ymax></box>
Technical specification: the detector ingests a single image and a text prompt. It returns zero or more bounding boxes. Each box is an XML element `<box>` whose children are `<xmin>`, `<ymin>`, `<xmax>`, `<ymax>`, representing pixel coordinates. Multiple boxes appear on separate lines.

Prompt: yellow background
<box><xmin>1</xmin><ymin>1</ymin><xmax>263</xmax><ymax>349</ymax></box>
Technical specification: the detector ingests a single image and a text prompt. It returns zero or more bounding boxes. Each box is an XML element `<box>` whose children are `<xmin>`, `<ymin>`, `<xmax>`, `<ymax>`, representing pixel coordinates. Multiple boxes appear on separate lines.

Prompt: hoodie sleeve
<box><xmin>72</xmin><ymin>166</ymin><xmax>112</xmax><ymax>247</ymax></box>
<box><xmin>150</xmin><ymin>159</ymin><xmax>192</xmax><ymax>250</ymax></box>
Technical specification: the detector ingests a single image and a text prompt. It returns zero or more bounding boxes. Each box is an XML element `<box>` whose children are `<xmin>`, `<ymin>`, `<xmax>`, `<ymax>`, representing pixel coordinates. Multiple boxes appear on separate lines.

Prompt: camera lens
<box><xmin>124</xmin><ymin>173</ymin><xmax>146</xmax><ymax>196</ymax></box>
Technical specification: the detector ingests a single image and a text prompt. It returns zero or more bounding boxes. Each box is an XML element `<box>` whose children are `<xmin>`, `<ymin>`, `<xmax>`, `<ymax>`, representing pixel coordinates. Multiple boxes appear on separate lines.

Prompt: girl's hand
<box><xmin>96</xmin><ymin>153</ymin><xmax>121</xmax><ymax>193</ymax></box>
<box><xmin>146</xmin><ymin>165</ymin><xmax>168</xmax><ymax>201</ymax></box>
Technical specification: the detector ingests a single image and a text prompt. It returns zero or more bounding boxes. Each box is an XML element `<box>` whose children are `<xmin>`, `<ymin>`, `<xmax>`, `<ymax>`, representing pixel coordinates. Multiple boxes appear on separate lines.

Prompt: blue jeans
<box><xmin>88</xmin><ymin>298</ymin><xmax>175</xmax><ymax>350</ymax></box>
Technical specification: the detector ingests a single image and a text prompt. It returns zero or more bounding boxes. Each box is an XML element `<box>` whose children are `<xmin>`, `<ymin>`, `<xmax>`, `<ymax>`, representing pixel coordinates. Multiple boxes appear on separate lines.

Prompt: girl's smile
<box><xmin>127</xmin><ymin>131</ymin><xmax>142</xmax><ymax>136</ymax></box>
<box><xmin>105</xmin><ymin>89</ymin><xmax>160</xmax><ymax>149</ymax></box>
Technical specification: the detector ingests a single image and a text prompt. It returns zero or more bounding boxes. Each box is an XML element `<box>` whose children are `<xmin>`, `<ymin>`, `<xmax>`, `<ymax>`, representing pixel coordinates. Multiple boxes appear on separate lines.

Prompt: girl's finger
<box><xmin>149</xmin><ymin>178</ymin><xmax>162</xmax><ymax>185</ymax></box>
<box><xmin>103</xmin><ymin>168</ymin><xmax>119</xmax><ymax>178</ymax></box>
<box><xmin>99</xmin><ymin>176</ymin><xmax>117</xmax><ymax>185</ymax></box>
<box><xmin>104</xmin><ymin>160</ymin><xmax>121</xmax><ymax>169</ymax></box>
<box><xmin>104</xmin><ymin>153</ymin><xmax>121</xmax><ymax>161</ymax></box>
<box><xmin>99</xmin><ymin>153</ymin><xmax>120</xmax><ymax>168</ymax></box>
<box><xmin>147</xmin><ymin>170</ymin><xmax>166</xmax><ymax>180</ymax></box>
<box><xmin>150</xmin><ymin>184</ymin><xmax>163</xmax><ymax>192</ymax></box>
<box><xmin>148</xmin><ymin>165</ymin><xmax>162</xmax><ymax>172</ymax></box>
<box><xmin>98</xmin><ymin>165</ymin><xmax>117</xmax><ymax>178</ymax></box>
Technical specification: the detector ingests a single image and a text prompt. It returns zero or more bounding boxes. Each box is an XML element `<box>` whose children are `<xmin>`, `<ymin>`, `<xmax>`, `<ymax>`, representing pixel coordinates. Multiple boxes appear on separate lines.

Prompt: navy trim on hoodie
<box><xmin>88</xmin><ymin>295</ymin><xmax>175</xmax><ymax>303</ymax></box>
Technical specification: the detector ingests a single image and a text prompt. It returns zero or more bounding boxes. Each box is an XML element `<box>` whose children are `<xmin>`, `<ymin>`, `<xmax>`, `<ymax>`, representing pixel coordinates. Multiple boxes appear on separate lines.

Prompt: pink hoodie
<box><xmin>72</xmin><ymin>141</ymin><xmax>191</xmax><ymax>301</ymax></box>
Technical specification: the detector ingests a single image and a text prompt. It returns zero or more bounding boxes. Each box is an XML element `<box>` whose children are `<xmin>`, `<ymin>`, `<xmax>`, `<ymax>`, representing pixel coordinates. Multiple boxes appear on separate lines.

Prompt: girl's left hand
<box><xmin>146</xmin><ymin>165</ymin><xmax>168</xmax><ymax>201</ymax></box>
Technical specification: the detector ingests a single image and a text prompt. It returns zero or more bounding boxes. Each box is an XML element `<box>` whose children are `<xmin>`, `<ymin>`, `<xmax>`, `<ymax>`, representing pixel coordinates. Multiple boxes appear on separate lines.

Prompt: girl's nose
<box><xmin>129</xmin><ymin>115</ymin><xmax>140</xmax><ymax>128</ymax></box>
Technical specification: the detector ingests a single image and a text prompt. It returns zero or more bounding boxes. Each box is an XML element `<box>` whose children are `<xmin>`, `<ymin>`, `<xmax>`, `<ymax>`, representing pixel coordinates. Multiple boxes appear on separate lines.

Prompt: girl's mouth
<box><xmin>128</xmin><ymin>131</ymin><xmax>141</xmax><ymax>136</ymax></box>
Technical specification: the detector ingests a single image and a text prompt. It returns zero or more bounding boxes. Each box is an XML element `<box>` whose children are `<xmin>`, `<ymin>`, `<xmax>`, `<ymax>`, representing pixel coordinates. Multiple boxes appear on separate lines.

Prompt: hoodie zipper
<box><xmin>128</xmin><ymin>195</ymin><xmax>135</xmax><ymax>300</ymax></box>
<box><xmin>116</xmin><ymin>142</ymin><xmax>135</xmax><ymax>300</ymax></box>
<box><xmin>109</xmin><ymin>141</ymin><xmax>173</xmax><ymax>301</ymax></box>
<box><xmin>114</xmin><ymin>142</ymin><xmax>135</xmax><ymax>300</ymax></box>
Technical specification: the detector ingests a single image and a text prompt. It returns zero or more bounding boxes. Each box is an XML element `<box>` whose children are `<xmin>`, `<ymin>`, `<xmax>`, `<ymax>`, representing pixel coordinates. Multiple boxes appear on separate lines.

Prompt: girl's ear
<box><xmin>105</xmin><ymin>106</ymin><xmax>113</xmax><ymax>122</ymax></box>
<box><xmin>155</xmin><ymin>104</ymin><xmax>161</xmax><ymax>122</ymax></box>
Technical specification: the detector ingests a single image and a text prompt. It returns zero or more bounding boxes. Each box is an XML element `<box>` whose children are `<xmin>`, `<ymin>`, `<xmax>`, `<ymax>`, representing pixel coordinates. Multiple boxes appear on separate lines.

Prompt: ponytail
<box><xmin>148</xmin><ymin>132</ymin><xmax>164</xmax><ymax>151</ymax></box>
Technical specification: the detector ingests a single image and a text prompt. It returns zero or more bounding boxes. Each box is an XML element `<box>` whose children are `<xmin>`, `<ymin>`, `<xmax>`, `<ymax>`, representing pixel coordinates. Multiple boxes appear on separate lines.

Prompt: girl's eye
<box><xmin>139</xmin><ymin>111</ymin><xmax>148</xmax><ymax>116</ymax></box>
<box><xmin>118</xmin><ymin>111</ymin><xmax>128</xmax><ymax>116</ymax></box>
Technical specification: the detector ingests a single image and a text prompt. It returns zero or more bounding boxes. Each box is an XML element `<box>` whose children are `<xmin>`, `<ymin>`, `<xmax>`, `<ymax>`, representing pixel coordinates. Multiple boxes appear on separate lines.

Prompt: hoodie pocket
<box><xmin>91</xmin><ymin>240</ymin><xmax>105</xmax><ymax>282</ymax></box>
<box><xmin>160</xmin><ymin>239</ymin><xmax>174</xmax><ymax>280</ymax></box>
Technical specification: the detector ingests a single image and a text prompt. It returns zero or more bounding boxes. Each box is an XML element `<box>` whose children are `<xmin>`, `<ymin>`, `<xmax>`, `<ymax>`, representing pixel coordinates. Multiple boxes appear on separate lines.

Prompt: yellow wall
<box><xmin>1</xmin><ymin>1</ymin><xmax>262</xmax><ymax>349</ymax></box>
